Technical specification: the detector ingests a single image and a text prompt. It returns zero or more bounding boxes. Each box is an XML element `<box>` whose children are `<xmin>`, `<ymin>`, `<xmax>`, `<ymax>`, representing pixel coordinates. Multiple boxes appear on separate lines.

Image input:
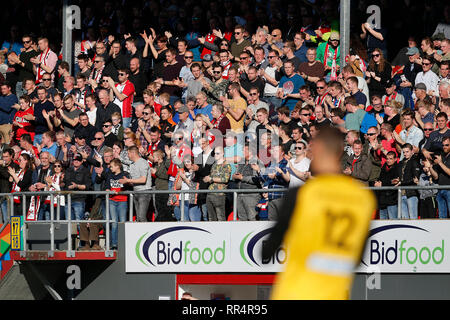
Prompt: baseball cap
<box><xmin>415</xmin><ymin>82</ymin><xmax>427</xmax><ymax>91</ymax></box>
<box><xmin>406</xmin><ymin>47</ymin><xmax>419</xmax><ymax>56</ymax></box>
<box><xmin>386</xmin><ymin>79</ymin><xmax>396</xmax><ymax>88</ymax></box>
<box><xmin>202</xmin><ymin>54</ymin><xmax>213</xmax><ymax>62</ymax></box>
<box><xmin>178</xmin><ymin>105</ymin><xmax>189</xmax><ymax>113</ymax></box>
<box><xmin>329</xmin><ymin>31</ymin><xmax>340</xmax><ymax>41</ymax></box>
<box><xmin>73</xmin><ymin>153</ymin><xmax>83</xmax><ymax>162</ymax></box>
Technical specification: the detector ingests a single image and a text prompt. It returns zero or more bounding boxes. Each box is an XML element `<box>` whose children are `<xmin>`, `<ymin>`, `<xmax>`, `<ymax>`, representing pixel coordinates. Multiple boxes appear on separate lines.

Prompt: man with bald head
<box><xmin>95</xmin><ymin>88</ymin><xmax>121</xmax><ymax>130</ymax></box>
<box><xmin>129</xmin><ymin>103</ymin><xmax>145</xmax><ymax>133</ymax></box>
<box><xmin>128</xmin><ymin>57</ymin><xmax>148</xmax><ymax>105</ymax></box>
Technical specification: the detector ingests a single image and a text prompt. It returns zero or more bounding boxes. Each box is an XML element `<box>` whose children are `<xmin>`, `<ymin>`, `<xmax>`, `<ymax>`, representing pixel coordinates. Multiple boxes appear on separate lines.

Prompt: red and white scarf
<box><xmin>36</xmin><ymin>48</ymin><xmax>51</xmax><ymax>84</ymax></box>
<box><xmin>212</xmin><ymin>113</ymin><xmax>225</xmax><ymax>129</ymax></box>
<box><xmin>11</xmin><ymin>169</ymin><xmax>25</xmax><ymax>204</ymax></box>
<box><xmin>315</xmin><ymin>92</ymin><xmax>329</xmax><ymax>106</ymax></box>
<box><xmin>324</xmin><ymin>43</ymin><xmax>338</xmax><ymax>81</ymax></box>
<box><xmin>383</xmin><ymin>92</ymin><xmax>398</xmax><ymax>105</ymax></box>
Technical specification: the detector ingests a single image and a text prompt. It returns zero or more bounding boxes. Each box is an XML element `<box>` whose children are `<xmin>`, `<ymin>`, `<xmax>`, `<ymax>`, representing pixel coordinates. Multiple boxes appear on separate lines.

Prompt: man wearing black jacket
<box><xmin>193</xmin><ymin>138</ymin><xmax>215</xmax><ymax>221</ymax></box>
<box><xmin>64</xmin><ymin>153</ymin><xmax>92</xmax><ymax>250</ymax></box>
<box><xmin>0</xmin><ymin>148</ymin><xmax>18</xmax><ymax>223</ymax></box>
<box><xmin>95</xmin><ymin>89</ymin><xmax>121</xmax><ymax>130</ymax></box>
<box><xmin>375</xmin><ymin>151</ymin><xmax>401</xmax><ymax>219</ymax></box>
<box><xmin>399</xmin><ymin>143</ymin><xmax>420</xmax><ymax>219</ymax></box>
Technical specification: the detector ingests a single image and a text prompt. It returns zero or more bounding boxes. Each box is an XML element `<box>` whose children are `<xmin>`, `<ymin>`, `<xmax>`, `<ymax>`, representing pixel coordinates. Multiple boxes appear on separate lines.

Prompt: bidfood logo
<box><xmin>135</xmin><ymin>226</ymin><xmax>225</xmax><ymax>267</ymax></box>
<box><xmin>240</xmin><ymin>227</ymin><xmax>287</xmax><ymax>267</ymax></box>
<box><xmin>363</xmin><ymin>224</ymin><xmax>445</xmax><ymax>267</ymax></box>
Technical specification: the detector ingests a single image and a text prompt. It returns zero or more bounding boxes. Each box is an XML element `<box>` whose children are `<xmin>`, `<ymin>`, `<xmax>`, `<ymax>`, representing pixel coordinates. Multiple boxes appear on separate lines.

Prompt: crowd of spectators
<box><xmin>0</xmin><ymin>0</ymin><xmax>449</xmax><ymax>250</ymax></box>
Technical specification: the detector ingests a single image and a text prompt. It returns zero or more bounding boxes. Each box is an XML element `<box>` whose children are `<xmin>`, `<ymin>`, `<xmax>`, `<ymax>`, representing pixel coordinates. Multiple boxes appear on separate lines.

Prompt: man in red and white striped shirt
<box><xmin>107</xmin><ymin>68</ymin><xmax>135</xmax><ymax>129</ymax></box>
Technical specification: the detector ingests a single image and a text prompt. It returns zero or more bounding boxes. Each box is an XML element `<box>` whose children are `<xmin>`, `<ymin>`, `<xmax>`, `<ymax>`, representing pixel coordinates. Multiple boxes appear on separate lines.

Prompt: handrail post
<box><xmin>67</xmin><ymin>194</ymin><xmax>74</xmax><ymax>257</ymax></box>
<box><xmin>106</xmin><ymin>193</ymin><xmax>110</xmax><ymax>254</ymax></box>
<box><xmin>129</xmin><ymin>193</ymin><xmax>134</xmax><ymax>222</ymax></box>
<box><xmin>397</xmin><ymin>188</ymin><xmax>402</xmax><ymax>220</ymax></box>
<box><xmin>181</xmin><ymin>192</ymin><xmax>185</xmax><ymax>222</ymax></box>
<box><xmin>49</xmin><ymin>194</ymin><xmax>55</xmax><ymax>257</ymax></box>
<box><xmin>21</xmin><ymin>195</ymin><xmax>27</xmax><ymax>257</ymax></box>
<box><xmin>56</xmin><ymin>196</ymin><xmax>60</xmax><ymax>221</ymax></box>
<box><xmin>233</xmin><ymin>192</ymin><xmax>237</xmax><ymax>221</ymax></box>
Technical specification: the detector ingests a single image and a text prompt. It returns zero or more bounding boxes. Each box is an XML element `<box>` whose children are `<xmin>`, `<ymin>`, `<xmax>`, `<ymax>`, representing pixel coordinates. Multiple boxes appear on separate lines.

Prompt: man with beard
<box><xmin>317</xmin><ymin>32</ymin><xmax>341</xmax><ymax>82</ymax></box>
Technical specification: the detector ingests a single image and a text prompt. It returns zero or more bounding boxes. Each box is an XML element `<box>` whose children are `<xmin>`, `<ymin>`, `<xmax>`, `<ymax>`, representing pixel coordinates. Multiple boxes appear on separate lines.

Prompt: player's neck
<box><xmin>313</xmin><ymin>158</ymin><xmax>341</xmax><ymax>175</ymax></box>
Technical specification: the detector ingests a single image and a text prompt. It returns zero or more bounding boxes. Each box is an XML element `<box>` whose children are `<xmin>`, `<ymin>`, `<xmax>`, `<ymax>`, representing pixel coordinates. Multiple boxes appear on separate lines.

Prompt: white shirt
<box><xmin>288</xmin><ymin>157</ymin><xmax>311</xmax><ymax>188</ymax></box>
<box><xmin>357</xmin><ymin>76</ymin><xmax>370</xmax><ymax>107</ymax></box>
<box><xmin>86</xmin><ymin>107</ymin><xmax>97</xmax><ymax>126</ymax></box>
<box><xmin>263</xmin><ymin>65</ymin><xmax>278</xmax><ymax>96</ymax></box>
<box><xmin>415</xmin><ymin>70</ymin><xmax>440</xmax><ymax>96</ymax></box>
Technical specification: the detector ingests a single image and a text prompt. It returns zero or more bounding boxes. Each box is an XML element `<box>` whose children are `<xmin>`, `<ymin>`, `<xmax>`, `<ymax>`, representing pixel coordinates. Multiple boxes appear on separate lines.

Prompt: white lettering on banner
<box><xmin>125</xmin><ymin>221</ymin><xmax>450</xmax><ymax>273</ymax></box>
<box><xmin>66</xmin><ymin>5</ymin><xmax>81</xmax><ymax>31</ymax></box>
<box><xmin>366</xmin><ymin>5</ymin><xmax>381</xmax><ymax>29</ymax></box>
<box><xmin>365</xmin><ymin>266</ymin><xmax>381</xmax><ymax>290</ymax></box>
<box><xmin>66</xmin><ymin>265</ymin><xmax>81</xmax><ymax>290</ymax></box>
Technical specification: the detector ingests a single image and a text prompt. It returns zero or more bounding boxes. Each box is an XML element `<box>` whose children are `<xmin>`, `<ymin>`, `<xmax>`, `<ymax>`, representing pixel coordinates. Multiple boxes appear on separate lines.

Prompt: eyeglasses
<box><xmin>118</xmin><ymin>73</ymin><xmax>126</xmax><ymax>76</ymax></box>
<box><xmin>366</xmin><ymin>133</ymin><xmax>377</xmax><ymax>136</ymax></box>
<box><xmin>268</xmin><ymin>56</ymin><xmax>277</xmax><ymax>59</ymax></box>
<box><xmin>422</xmin><ymin>62</ymin><xmax>431</xmax><ymax>66</ymax></box>
<box><xmin>94</xmin><ymin>60</ymin><xmax>102</xmax><ymax>63</ymax></box>
<box><xmin>295</xmin><ymin>146</ymin><xmax>304</xmax><ymax>150</ymax></box>
<box><xmin>424</xmin><ymin>128</ymin><xmax>434</xmax><ymax>131</ymax></box>
<box><xmin>213</xmin><ymin>71</ymin><xmax>222</xmax><ymax>74</ymax></box>
<box><xmin>23</xmin><ymin>40</ymin><xmax>32</xmax><ymax>44</ymax></box>
<box><xmin>301</xmin><ymin>113</ymin><xmax>310</xmax><ymax>116</ymax></box>
<box><xmin>220</xmin><ymin>43</ymin><xmax>229</xmax><ymax>46</ymax></box>
<box><xmin>103</xmin><ymin>124</ymin><xmax>111</xmax><ymax>127</ymax></box>
<box><xmin>176</xmin><ymin>137</ymin><xmax>183</xmax><ymax>141</ymax></box>
<box><xmin>372</xmin><ymin>54</ymin><xmax>380</xmax><ymax>57</ymax></box>
<box><xmin>240</xmin><ymin>56</ymin><xmax>249</xmax><ymax>60</ymax></box>
<box><xmin>101</xmin><ymin>80</ymin><xmax>108</xmax><ymax>83</ymax></box>
<box><xmin>94</xmin><ymin>137</ymin><xmax>103</xmax><ymax>140</ymax></box>
<box><xmin>143</xmin><ymin>112</ymin><xmax>150</xmax><ymax>115</ymax></box>
<box><xmin>234</xmin><ymin>31</ymin><xmax>241</xmax><ymax>35</ymax></box>
<box><xmin>317</xmin><ymin>86</ymin><xmax>325</xmax><ymax>89</ymax></box>
<box><xmin>249</xmin><ymin>93</ymin><xmax>258</xmax><ymax>96</ymax></box>
<box><xmin>42</xmin><ymin>78</ymin><xmax>51</xmax><ymax>81</ymax></box>
<box><xmin>184</xmin><ymin>56</ymin><xmax>194</xmax><ymax>59</ymax></box>
<box><xmin>54</xmin><ymin>164</ymin><xmax>62</xmax><ymax>168</ymax></box>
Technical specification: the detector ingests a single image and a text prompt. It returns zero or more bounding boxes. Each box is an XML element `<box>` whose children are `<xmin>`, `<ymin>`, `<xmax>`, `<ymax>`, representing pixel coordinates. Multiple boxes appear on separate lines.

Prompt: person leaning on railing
<box><xmin>429</xmin><ymin>136</ymin><xmax>450</xmax><ymax>219</ymax></box>
<box><xmin>0</xmin><ymin>148</ymin><xmax>18</xmax><ymax>222</ymax></box>
<box><xmin>8</xmin><ymin>153</ymin><xmax>33</xmax><ymax>217</ymax></box>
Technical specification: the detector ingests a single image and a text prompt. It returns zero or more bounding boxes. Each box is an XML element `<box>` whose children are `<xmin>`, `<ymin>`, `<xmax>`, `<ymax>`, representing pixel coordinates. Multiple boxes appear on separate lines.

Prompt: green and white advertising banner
<box><xmin>126</xmin><ymin>221</ymin><xmax>450</xmax><ymax>273</ymax></box>
<box><xmin>357</xmin><ymin>220</ymin><xmax>448</xmax><ymax>273</ymax></box>
<box><xmin>125</xmin><ymin>221</ymin><xmax>285</xmax><ymax>273</ymax></box>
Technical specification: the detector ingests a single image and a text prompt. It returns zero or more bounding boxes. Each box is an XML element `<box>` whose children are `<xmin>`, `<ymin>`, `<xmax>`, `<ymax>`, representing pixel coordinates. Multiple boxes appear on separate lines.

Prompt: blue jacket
<box><xmin>0</xmin><ymin>94</ymin><xmax>18</xmax><ymax>124</ymax></box>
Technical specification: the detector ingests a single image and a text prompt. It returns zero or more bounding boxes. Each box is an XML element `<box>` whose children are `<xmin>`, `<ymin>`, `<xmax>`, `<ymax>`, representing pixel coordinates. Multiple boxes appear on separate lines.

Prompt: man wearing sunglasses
<box><xmin>7</xmin><ymin>34</ymin><xmax>38</xmax><ymax>97</ymax></box>
<box><xmin>230</xmin><ymin>25</ymin><xmax>251</xmax><ymax>60</ymax></box>
<box><xmin>108</xmin><ymin>69</ymin><xmax>135</xmax><ymax>129</ymax></box>
<box><xmin>316</xmin><ymin>31</ymin><xmax>340</xmax><ymax>81</ymax></box>
<box><xmin>176</xmin><ymin>51</ymin><xmax>195</xmax><ymax>101</ymax></box>
<box><xmin>415</xmin><ymin>55</ymin><xmax>440</xmax><ymax>98</ymax></box>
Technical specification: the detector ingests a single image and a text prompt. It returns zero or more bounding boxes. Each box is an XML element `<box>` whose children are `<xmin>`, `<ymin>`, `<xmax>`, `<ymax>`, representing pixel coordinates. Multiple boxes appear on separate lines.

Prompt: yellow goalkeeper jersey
<box><xmin>271</xmin><ymin>174</ymin><xmax>376</xmax><ymax>300</ymax></box>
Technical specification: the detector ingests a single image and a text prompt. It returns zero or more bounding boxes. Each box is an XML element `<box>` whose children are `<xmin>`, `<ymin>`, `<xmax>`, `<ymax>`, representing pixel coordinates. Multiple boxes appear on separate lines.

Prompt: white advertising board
<box><xmin>125</xmin><ymin>221</ymin><xmax>284</xmax><ymax>273</ymax></box>
<box><xmin>125</xmin><ymin>221</ymin><xmax>450</xmax><ymax>274</ymax></box>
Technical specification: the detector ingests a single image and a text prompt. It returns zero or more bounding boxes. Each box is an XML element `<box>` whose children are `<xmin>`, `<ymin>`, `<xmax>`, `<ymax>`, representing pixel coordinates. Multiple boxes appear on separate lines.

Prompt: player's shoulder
<box><xmin>301</xmin><ymin>174</ymin><xmax>375</xmax><ymax>199</ymax></box>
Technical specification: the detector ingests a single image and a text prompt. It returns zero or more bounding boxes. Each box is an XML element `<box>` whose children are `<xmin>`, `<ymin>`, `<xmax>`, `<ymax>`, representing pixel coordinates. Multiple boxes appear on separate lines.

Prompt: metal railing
<box><xmin>1</xmin><ymin>185</ymin><xmax>449</xmax><ymax>257</ymax></box>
